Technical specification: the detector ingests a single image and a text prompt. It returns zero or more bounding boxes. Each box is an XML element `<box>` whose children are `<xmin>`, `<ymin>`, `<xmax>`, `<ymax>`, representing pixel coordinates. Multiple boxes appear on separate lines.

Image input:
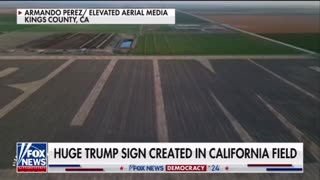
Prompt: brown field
<box><xmin>18</xmin><ymin>33</ymin><xmax>115</xmax><ymax>50</ymax></box>
<box><xmin>195</xmin><ymin>14</ymin><xmax>320</xmax><ymax>33</ymax></box>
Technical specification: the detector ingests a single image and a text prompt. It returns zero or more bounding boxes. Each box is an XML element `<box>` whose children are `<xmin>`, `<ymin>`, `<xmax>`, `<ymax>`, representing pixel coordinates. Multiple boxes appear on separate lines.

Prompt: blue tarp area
<box><xmin>120</xmin><ymin>41</ymin><xmax>133</xmax><ymax>48</ymax></box>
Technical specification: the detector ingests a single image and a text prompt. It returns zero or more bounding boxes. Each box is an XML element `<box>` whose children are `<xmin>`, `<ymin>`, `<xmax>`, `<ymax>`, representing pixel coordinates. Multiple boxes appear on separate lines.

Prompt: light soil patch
<box><xmin>0</xmin><ymin>59</ymin><xmax>75</xmax><ymax>120</ymax></box>
<box><xmin>309</xmin><ymin>66</ymin><xmax>320</xmax><ymax>73</ymax></box>
<box><xmin>248</xmin><ymin>59</ymin><xmax>320</xmax><ymax>102</ymax></box>
<box><xmin>257</xmin><ymin>94</ymin><xmax>320</xmax><ymax>161</ymax></box>
<box><xmin>0</xmin><ymin>67</ymin><xmax>18</xmax><ymax>78</ymax></box>
<box><xmin>0</xmin><ymin>32</ymin><xmax>54</xmax><ymax>50</ymax></box>
<box><xmin>197</xmin><ymin>14</ymin><xmax>319</xmax><ymax>33</ymax></box>
<box><xmin>210</xmin><ymin>92</ymin><xmax>254</xmax><ymax>142</ymax></box>
<box><xmin>70</xmin><ymin>59</ymin><xmax>117</xmax><ymax>126</ymax></box>
<box><xmin>153</xmin><ymin>59</ymin><xmax>169</xmax><ymax>142</ymax></box>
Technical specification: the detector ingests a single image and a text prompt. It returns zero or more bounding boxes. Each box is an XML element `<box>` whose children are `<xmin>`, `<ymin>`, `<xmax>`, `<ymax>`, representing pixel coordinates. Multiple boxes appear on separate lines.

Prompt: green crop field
<box><xmin>132</xmin><ymin>33</ymin><xmax>303</xmax><ymax>55</ymax></box>
<box><xmin>175</xmin><ymin>11</ymin><xmax>209</xmax><ymax>24</ymax></box>
<box><xmin>0</xmin><ymin>14</ymin><xmax>33</xmax><ymax>32</ymax></box>
<box><xmin>261</xmin><ymin>33</ymin><xmax>320</xmax><ymax>53</ymax></box>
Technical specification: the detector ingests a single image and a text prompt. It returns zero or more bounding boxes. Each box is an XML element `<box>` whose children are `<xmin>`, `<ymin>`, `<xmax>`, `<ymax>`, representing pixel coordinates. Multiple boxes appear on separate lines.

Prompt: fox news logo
<box><xmin>129</xmin><ymin>165</ymin><xmax>164</xmax><ymax>172</ymax></box>
<box><xmin>16</xmin><ymin>143</ymin><xmax>47</xmax><ymax>173</ymax></box>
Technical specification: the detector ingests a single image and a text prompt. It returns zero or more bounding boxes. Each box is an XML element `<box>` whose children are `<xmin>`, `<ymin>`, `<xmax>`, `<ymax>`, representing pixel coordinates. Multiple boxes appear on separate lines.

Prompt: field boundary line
<box><xmin>257</xmin><ymin>94</ymin><xmax>320</xmax><ymax>161</ymax></box>
<box><xmin>153</xmin><ymin>59</ymin><xmax>169</xmax><ymax>142</ymax></box>
<box><xmin>163</xmin><ymin>33</ymin><xmax>174</xmax><ymax>54</ymax></box>
<box><xmin>70</xmin><ymin>58</ymin><xmax>118</xmax><ymax>126</ymax></box>
<box><xmin>0</xmin><ymin>58</ymin><xmax>75</xmax><ymax>120</ymax></box>
<box><xmin>210</xmin><ymin>91</ymin><xmax>254</xmax><ymax>142</ymax></box>
<box><xmin>248</xmin><ymin>58</ymin><xmax>320</xmax><ymax>102</ymax></box>
<box><xmin>180</xmin><ymin>10</ymin><xmax>318</xmax><ymax>55</ymax></box>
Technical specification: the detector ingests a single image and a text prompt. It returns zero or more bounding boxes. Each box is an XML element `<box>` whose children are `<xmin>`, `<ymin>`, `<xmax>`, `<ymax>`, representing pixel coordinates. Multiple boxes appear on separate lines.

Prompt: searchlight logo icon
<box><xmin>16</xmin><ymin>142</ymin><xmax>47</xmax><ymax>173</ymax></box>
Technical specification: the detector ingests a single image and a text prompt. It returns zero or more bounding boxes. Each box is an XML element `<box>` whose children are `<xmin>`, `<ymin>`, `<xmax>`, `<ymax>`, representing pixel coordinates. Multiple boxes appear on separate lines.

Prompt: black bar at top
<box><xmin>0</xmin><ymin>0</ymin><xmax>318</xmax><ymax>1</ymax></box>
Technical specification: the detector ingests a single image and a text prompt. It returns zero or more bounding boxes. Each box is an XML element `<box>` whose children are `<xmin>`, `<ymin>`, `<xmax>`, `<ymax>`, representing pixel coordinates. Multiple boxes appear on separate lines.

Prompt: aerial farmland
<box><xmin>0</xmin><ymin>2</ymin><xmax>319</xmax><ymax>180</ymax></box>
<box><xmin>0</xmin><ymin>11</ymin><xmax>311</xmax><ymax>55</ymax></box>
<box><xmin>193</xmin><ymin>10</ymin><xmax>320</xmax><ymax>53</ymax></box>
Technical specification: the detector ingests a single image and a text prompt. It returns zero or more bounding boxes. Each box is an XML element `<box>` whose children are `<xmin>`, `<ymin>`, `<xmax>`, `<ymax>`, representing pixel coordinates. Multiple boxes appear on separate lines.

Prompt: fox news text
<box><xmin>16</xmin><ymin>143</ymin><xmax>303</xmax><ymax>173</ymax></box>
